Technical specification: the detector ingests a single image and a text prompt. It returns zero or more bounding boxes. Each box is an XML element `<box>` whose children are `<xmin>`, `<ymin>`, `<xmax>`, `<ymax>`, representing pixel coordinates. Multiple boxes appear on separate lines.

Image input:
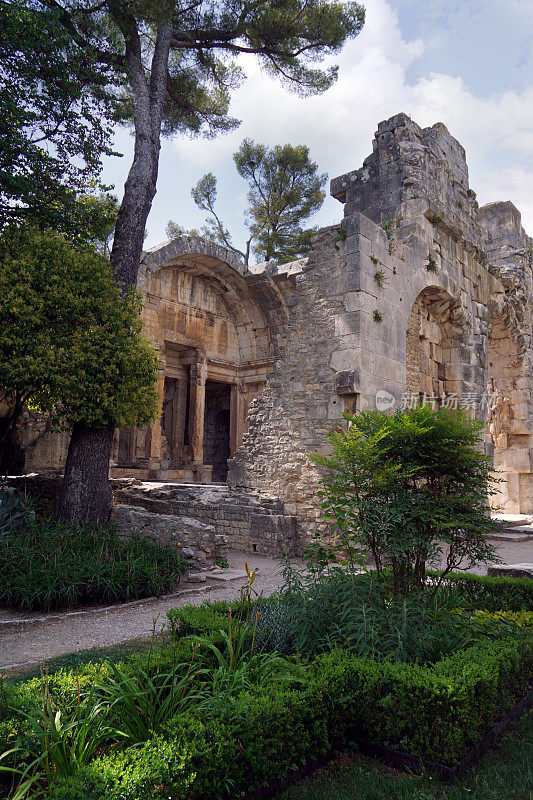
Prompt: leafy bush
<box><xmin>1</xmin><ymin>685</ymin><xmax>112</xmax><ymax>800</ymax></box>
<box><xmin>312</xmin><ymin>407</ymin><xmax>497</xmax><ymax>595</ymax></box>
<box><xmin>255</xmin><ymin>568</ymin><xmax>521</xmax><ymax>663</ymax></box>
<box><xmin>46</xmin><ymin>735</ymin><xmax>194</xmax><ymax>800</ymax></box>
<box><xmin>0</xmin><ymin>519</ymin><xmax>188</xmax><ymax>610</ymax></box>
<box><xmin>94</xmin><ymin>656</ymin><xmax>207</xmax><ymax>745</ymax></box>
<box><xmin>309</xmin><ymin>638</ymin><xmax>531</xmax><ymax>764</ymax></box>
<box><xmin>429</xmin><ymin>569</ymin><xmax>533</xmax><ymax>612</ymax></box>
<box><xmin>2</xmin><ymin>571</ymin><xmax>532</xmax><ymax>800</ymax></box>
<box><xmin>43</xmin><ymin>636</ymin><xmax>532</xmax><ymax>800</ymax></box>
<box><xmin>0</xmin><ymin>488</ymin><xmax>34</xmax><ymax>538</ymax></box>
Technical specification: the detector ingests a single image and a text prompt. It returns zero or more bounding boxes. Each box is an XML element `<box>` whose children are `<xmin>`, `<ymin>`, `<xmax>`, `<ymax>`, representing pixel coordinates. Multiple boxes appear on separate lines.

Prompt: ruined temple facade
<box><xmin>11</xmin><ymin>114</ymin><xmax>533</xmax><ymax>543</ymax></box>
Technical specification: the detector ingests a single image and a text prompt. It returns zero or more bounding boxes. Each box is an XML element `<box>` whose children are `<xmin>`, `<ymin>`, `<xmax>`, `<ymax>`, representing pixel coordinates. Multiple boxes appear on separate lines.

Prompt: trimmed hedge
<box><xmin>166</xmin><ymin>599</ymin><xmax>254</xmax><ymax>636</ymax></box>
<box><xmin>44</xmin><ymin>636</ymin><xmax>532</xmax><ymax>800</ymax></box>
<box><xmin>429</xmin><ymin>570</ymin><xmax>533</xmax><ymax>612</ymax></box>
<box><xmin>4</xmin><ymin>575</ymin><xmax>532</xmax><ymax>800</ymax></box>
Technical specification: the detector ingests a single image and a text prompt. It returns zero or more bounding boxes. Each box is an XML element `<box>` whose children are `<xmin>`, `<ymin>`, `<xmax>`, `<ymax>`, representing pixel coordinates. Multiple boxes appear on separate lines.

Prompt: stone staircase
<box><xmin>489</xmin><ymin>514</ymin><xmax>533</xmax><ymax>542</ymax></box>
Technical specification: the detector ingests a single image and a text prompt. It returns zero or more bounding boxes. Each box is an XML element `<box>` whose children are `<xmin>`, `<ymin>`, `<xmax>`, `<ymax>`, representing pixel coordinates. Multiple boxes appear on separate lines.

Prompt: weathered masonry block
<box><xmin>6</xmin><ymin>113</ymin><xmax>532</xmax><ymax>553</ymax></box>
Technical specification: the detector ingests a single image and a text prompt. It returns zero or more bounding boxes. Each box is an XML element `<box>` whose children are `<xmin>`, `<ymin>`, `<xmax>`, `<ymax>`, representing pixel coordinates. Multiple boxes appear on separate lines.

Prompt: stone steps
<box><xmin>111</xmin><ymin>479</ymin><xmax>299</xmax><ymax>558</ymax></box>
<box><xmin>489</xmin><ymin>524</ymin><xmax>533</xmax><ymax>542</ymax></box>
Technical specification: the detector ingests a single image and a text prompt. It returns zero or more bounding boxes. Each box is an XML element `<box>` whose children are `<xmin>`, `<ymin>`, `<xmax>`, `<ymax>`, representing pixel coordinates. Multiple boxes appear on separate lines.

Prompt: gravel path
<box><xmin>0</xmin><ymin>551</ymin><xmax>286</xmax><ymax>673</ymax></box>
<box><xmin>1</xmin><ymin>540</ymin><xmax>531</xmax><ymax>675</ymax></box>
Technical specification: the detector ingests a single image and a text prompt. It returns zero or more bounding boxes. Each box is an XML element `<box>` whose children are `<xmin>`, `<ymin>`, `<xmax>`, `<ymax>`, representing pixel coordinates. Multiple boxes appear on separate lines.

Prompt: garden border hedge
<box><xmin>427</xmin><ymin>569</ymin><xmax>533</xmax><ymax>611</ymax></box>
<box><xmin>355</xmin><ymin>687</ymin><xmax>533</xmax><ymax>784</ymax></box>
<box><xmin>42</xmin><ymin>634</ymin><xmax>532</xmax><ymax>800</ymax></box>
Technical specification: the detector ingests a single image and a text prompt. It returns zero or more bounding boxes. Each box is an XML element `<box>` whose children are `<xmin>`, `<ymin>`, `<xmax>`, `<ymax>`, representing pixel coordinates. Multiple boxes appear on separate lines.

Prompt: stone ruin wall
<box><xmin>3</xmin><ymin>113</ymin><xmax>532</xmax><ymax>556</ymax></box>
<box><xmin>229</xmin><ymin>113</ymin><xmax>533</xmax><ymax>527</ymax></box>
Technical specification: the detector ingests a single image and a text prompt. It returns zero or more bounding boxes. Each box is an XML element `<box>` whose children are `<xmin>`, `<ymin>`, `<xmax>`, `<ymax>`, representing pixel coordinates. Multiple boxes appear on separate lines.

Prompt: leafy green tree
<box><xmin>312</xmin><ymin>406</ymin><xmax>497</xmax><ymax>596</ymax></box>
<box><xmin>236</xmin><ymin>139</ymin><xmax>327</xmax><ymax>263</ymax></box>
<box><xmin>75</xmin><ymin>193</ymin><xmax>120</xmax><ymax>256</ymax></box>
<box><xmin>168</xmin><ymin>141</ymin><xmax>327</xmax><ymax>265</ymax></box>
<box><xmin>0</xmin><ymin>226</ymin><xmax>159</xmax><ymax>517</ymax></box>
<box><xmin>0</xmin><ymin>0</ymin><xmax>116</xmax><ymax>232</ymax></box>
<box><xmin>11</xmin><ymin>0</ymin><xmax>365</xmax><ymax>521</ymax></box>
<box><xmin>165</xmin><ymin>221</ymin><xmax>204</xmax><ymax>240</ymax></box>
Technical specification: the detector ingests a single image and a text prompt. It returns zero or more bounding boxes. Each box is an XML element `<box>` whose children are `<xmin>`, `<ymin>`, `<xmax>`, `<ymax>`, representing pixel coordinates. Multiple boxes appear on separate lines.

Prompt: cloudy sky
<box><xmin>101</xmin><ymin>0</ymin><xmax>533</xmax><ymax>253</ymax></box>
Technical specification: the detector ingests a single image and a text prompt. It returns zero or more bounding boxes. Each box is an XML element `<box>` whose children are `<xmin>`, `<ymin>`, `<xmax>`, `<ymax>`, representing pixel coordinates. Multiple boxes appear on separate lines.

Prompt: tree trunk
<box><xmin>57</xmin><ymin>21</ymin><xmax>172</xmax><ymax>522</ymax></box>
<box><xmin>58</xmin><ymin>422</ymin><xmax>115</xmax><ymax>523</ymax></box>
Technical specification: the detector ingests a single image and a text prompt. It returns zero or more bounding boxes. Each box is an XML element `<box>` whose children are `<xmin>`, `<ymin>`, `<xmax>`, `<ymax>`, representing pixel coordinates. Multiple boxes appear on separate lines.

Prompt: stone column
<box><xmin>174</xmin><ymin>370</ymin><xmax>189</xmax><ymax>461</ymax></box>
<box><xmin>229</xmin><ymin>381</ymin><xmax>247</xmax><ymax>456</ymax></box>
<box><xmin>188</xmin><ymin>357</ymin><xmax>208</xmax><ymax>465</ymax></box>
<box><xmin>149</xmin><ymin>372</ymin><xmax>166</xmax><ymax>469</ymax></box>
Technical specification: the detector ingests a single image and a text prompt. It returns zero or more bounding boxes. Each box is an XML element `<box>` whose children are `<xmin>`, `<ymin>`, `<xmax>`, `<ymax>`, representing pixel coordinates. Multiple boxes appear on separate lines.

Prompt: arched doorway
<box><xmin>405</xmin><ymin>287</ymin><xmax>464</xmax><ymax>406</ymax></box>
<box><xmin>111</xmin><ymin>239</ymin><xmax>277</xmax><ymax>483</ymax></box>
<box><xmin>487</xmin><ymin>313</ymin><xmax>532</xmax><ymax>513</ymax></box>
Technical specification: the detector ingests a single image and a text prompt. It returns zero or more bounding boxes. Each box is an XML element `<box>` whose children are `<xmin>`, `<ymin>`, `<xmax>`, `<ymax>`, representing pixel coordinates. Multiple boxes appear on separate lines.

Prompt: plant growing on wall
<box><xmin>381</xmin><ymin>219</ymin><xmax>396</xmax><ymax>240</ymax></box>
<box><xmin>426</xmin><ymin>253</ymin><xmax>438</xmax><ymax>272</ymax></box>
<box><xmin>312</xmin><ymin>406</ymin><xmax>497</xmax><ymax>596</ymax></box>
<box><xmin>373</xmin><ymin>270</ymin><xmax>386</xmax><ymax>288</ymax></box>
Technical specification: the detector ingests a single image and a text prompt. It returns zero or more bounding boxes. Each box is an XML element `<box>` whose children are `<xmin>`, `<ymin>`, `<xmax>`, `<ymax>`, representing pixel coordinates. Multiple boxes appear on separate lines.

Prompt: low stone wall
<box><xmin>111</xmin><ymin>503</ymin><xmax>225</xmax><ymax>566</ymax></box>
<box><xmin>5</xmin><ymin>473</ymin><xmax>62</xmax><ymax>517</ymax></box>
<box><xmin>4</xmin><ymin>475</ymin><xmax>301</xmax><ymax>562</ymax></box>
<box><xmin>111</xmin><ymin>480</ymin><xmax>300</xmax><ymax>557</ymax></box>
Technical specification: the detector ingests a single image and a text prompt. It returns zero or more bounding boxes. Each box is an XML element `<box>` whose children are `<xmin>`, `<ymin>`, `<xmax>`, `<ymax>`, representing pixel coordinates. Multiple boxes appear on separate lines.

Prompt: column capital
<box><xmin>190</xmin><ymin>355</ymin><xmax>208</xmax><ymax>384</ymax></box>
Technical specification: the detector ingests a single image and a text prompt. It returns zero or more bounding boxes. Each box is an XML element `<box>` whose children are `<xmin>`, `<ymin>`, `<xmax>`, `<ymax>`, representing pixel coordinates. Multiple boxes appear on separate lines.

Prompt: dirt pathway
<box><xmin>0</xmin><ymin>551</ymin><xmax>284</xmax><ymax>673</ymax></box>
<box><xmin>1</xmin><ymin>541</ymin><xmax>531</xmax><ymax>674</ymax></box>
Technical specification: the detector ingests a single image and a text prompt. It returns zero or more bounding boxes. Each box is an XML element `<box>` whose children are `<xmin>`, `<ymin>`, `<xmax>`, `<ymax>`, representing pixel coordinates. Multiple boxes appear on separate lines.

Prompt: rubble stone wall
<box><xmin>230</xmin><ymin>113</ymin><xmax>532</xmax><ymax>521</ymax></box>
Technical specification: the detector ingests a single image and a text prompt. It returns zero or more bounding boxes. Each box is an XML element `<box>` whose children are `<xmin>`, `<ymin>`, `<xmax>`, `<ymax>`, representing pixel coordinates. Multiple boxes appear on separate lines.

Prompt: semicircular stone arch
<box><xmin>111</xmin><ymin>237</ymin><xmax>279</xmax><ymax>484</ymax></box>
<box><xmin>405</xmin><ymin>285</ymin><xmax>468</xmax><ymax>406</ymax></box>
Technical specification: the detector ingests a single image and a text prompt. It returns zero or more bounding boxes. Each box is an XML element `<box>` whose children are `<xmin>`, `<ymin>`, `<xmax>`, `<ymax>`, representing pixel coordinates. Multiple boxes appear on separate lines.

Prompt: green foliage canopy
<box><xmin>0</xmin><ymin>0</ymin><xmax>116</xmax><ymax>231</ymax></box>
<box><xmin>0</xmin><ymin>226</ymin><xmax>159</xmax><ymax>451</ymax></box>
<box><xmin>312</xmin><ymin>406</ymin><xmax>498</xmax><ymax>595</ymax></box>
<box><xmin>236</xmin><ymin>139</ymin><xmax>327</xmax><ymax>262</ymax></box>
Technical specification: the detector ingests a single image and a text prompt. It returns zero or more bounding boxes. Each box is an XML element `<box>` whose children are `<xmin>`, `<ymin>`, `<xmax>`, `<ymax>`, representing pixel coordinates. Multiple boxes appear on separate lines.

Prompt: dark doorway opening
<box><xmin>0</xmin><ymin>419</ymin><xmax>25</xmax><ymax>475</ymax></box>
<box><xmin>204</xmin><ymin>381</ymin><xmax>231</xmax><ymax>482</ymax></box>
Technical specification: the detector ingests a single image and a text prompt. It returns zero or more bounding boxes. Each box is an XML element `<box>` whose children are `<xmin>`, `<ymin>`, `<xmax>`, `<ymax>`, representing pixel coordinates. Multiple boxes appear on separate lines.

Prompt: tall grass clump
<box><xmin>0</xmin><ymin>518</ymin><xmax>188</xmax><ymax>611</ymax></box>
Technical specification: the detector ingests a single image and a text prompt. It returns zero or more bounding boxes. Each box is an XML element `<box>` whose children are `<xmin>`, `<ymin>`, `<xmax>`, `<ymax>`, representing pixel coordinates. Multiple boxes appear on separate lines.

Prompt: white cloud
<box><xmin>165</xmin><ymin>0</ymin><xmax>533</xmax><ymax>239</ymax></box>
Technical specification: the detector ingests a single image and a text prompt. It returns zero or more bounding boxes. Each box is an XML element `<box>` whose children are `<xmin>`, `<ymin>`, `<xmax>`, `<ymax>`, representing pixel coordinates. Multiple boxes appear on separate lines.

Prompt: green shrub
<box><xmin>428</xmin><ymin>570</ymin><xmax>533</xmax><ymax>612</ymax></box>
<box><xmin>3</xmin><ymin>587</ymin><xmax>532</xmax><ymax>800</ymax></box>
<box><xmin>47</xmin><ymin>736</ymin><xmax>194</xmax><ymax>800</ymax></box>
<box><xmin>0</xmin><ymin>518</ymin><xmax>188</xmax><ymax>610</ymax></box>
<box><xmin>471</xmin><ymin>609</ymin><xmax>533</xmax><ymax>627</ymax></box>
<box><xmin>259</xmin><ymin>568</ymin><xmax>506</xmax><ymax>663</ymax></box>
<box><xmin>312</xmin><ymin>407</ymin><xmax>497</xmax><ymax>595</ymax></box>
<box><xmin>48</xmin><ymin>636</ymin><xmax>530</xmax><ymax>799</ymax></box>
<box><xmin>307</xmin><ymin>637</ymin><xmax>531</xmax><ymax>764</ymax></box>
<box><xmin>0</xmin><ymin>487</ymin><xmax>35</xmax><ymax>538</ymax></box>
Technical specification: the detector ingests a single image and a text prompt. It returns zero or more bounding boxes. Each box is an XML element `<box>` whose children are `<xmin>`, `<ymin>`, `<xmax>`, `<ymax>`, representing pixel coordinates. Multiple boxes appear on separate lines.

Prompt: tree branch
<box><xmin>40</xmin><ymin>0</ymin><xmax>125</xmax><ymax>69</ymax></box>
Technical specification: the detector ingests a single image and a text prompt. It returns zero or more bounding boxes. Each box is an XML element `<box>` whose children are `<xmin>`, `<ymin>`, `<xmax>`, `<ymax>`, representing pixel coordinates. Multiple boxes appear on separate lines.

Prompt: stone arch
<box><xmin>405</xmin><ymin>286</ymin><xmax>465</xmax><ymax>404</ymax></box>
<box><xmin>487</xmin><ymin>310</ymin><xmax>532</xmax><ymax>513</ymax></box>
<box><xmin>112</xmin><ymin>237</ymin><xmax>284</xmax><ymax>483</ymax></box>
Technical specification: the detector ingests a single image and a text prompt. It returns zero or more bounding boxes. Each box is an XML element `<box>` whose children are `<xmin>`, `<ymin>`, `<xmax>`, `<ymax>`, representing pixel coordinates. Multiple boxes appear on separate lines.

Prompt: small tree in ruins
<box><xmin>312</xmin><ymin>406</ymin><xmax>497</xmax><ymax>596</ymax></box>
<box><xmin>9</xmin><ymin>0</ymin><xmax>365</xmax><ymax>521</ymax></box>
<box><xmin>167</xmin><ymin>140</ymin><xmax>327</xmax><ymax>266</ymax></box>
<box><xmin>0</xmin><ymin>225</ymin><xmax>159</xmax><ymax>497</ymax></box>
